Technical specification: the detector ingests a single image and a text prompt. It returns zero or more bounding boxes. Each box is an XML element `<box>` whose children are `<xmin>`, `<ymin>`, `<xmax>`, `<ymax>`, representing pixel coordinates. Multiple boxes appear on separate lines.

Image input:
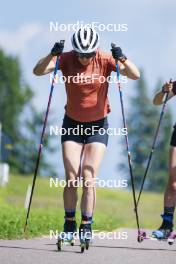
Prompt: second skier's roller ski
<box><xmin>138</xmin><ymin>215</ymin><xmax>176</xmax><ymax>245</ymax></box>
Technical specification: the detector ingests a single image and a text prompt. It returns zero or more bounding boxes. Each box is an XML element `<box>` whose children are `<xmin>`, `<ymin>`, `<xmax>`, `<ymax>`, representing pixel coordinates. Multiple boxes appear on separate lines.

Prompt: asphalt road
<box><xmin>0</xmin><ymin>229</ymin><xmax>175</xmax><ymax>264</ymax></box>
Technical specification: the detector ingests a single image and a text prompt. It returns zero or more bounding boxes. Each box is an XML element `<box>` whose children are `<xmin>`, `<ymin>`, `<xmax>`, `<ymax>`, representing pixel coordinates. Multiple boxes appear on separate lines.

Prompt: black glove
<box><xmin>51</xmin><ymin>41</ymin><xmax>65</xmax><ymax>56</ymax></box>
<box><xmin>173</xmin><ymin>81</ymin><xmax>176</xmax><ymax>95</ymax></box>
<box><xmin>111</xmin><ymin>45</ymin><xmax>127</xmax><ymax>63</ymax></box>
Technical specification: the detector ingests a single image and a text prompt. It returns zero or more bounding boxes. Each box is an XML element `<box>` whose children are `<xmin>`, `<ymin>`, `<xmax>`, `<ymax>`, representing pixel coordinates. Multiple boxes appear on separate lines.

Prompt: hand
<box><xmin>111</xmin><ymin>45</ymin><xmax>127</xmax><ymax>63</ymax></box>
<box><xmin>51</xmin><ymin>41</ymin><xmax>64</xmax><ymax>56</ymax></box>
<box><xmin>162</xmin><ymin>81</ymin><xmax>173</xmax><ymax>93</ymax></box>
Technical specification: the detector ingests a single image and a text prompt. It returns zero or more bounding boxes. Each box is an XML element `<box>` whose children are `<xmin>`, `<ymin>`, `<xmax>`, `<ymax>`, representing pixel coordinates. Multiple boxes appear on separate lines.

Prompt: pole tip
<box><xmin>24</xmin><ymin>225</ymin><xmax>28</xmax><ymax>239</ymax></box>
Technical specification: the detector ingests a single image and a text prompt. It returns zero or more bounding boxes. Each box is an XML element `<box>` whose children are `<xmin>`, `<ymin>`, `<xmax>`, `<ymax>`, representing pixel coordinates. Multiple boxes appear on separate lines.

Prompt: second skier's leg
<box><xmin>153</xmin><ymin>146</ymin><xmax>176</xmax><ymax>239</ymax></box>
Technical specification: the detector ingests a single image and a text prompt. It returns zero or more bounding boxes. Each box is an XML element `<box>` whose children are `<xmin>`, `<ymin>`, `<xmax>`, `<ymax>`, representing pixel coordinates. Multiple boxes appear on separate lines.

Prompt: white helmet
<box><xmin>72</xmin><ymin>27</ymin><xmax>99</xmax><ymax>53</ymax></box>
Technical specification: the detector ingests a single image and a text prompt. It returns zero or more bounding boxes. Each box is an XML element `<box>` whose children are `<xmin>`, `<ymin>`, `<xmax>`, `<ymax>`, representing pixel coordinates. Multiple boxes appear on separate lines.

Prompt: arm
<box><xmin>117</xmin><ymin>59</ymin><xmax>140</xmax><ymax>80</ymax></box>
<box><xmin>153</xmin><ymin>81</ymin><xmax>175</xmax><ymax>105</ymax></box>
<box><xmin>111</xmin><ymin>45</ymin><xmax>140</xmax><ymax>80</ymax></box>
<box><xmin>33</xmin><ymin>54</ymin><xmax>55</xmax><ymax>76</ymax></box>
<box><xmin>33</xmin><ymin>41</ymin><xmax>64</xmax><ymax>76</ymax></box>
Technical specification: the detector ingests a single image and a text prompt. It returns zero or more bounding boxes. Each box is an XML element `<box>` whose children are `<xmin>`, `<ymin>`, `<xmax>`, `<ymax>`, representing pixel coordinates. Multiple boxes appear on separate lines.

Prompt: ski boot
<box><xmin>79</xmin><ymin>223</ymin><xmax>92</xmax><ymax>253</ymax></box>
<box><xmin>152</xmin><ymin>215</ymin><xmax>173</xmax><ymax>240</ymax></box>
<box><xmin>57</xmin><ymin>220</ymin><xmax>77</xmax><ymax>251</ymax></box>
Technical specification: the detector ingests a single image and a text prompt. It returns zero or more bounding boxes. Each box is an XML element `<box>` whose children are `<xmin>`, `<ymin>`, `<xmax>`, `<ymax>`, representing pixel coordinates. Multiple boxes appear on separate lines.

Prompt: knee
<box><xmin>171</xmin><ymin>182</ymin><xmax>176</xmax><ymax>191</ymax></box>
<box><xmin>65</xmin><ymin>173</ymin><xmax>79</xmax><ymax>189</ymax></box>
<box><xmin>82</xmin><ymin>165</ymin><xmax>96</xmax><ymax>179</ymax></box>
<box><xmin>169</xmin><ymin>178</ymin><xmax>176</xmax><ymax>191</ymax></box>
<box><xmin>82</xmin><ymin>171</ymin><xmax>95</xmax><ymax>192</ymax></box>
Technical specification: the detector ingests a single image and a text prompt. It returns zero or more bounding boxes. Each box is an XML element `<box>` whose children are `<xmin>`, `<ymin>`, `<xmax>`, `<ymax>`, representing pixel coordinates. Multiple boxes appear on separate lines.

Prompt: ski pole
<box><xmin>136</xmin><ymin>80</ymin><xmax>171</xmax><ymax>207</ymax></box>
<box><xmin>24</xmin><ymin>40</ymin><xmax>65</xmax><ymax>235</ymax></box>
<box><xmin>111</xmin><ymin>43</ymin><xmax>141</xmax><ymax>237</ymax></box>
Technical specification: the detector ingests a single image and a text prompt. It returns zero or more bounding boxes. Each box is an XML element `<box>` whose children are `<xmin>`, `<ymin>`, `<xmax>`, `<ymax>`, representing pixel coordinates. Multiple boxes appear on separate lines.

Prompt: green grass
<box><xmin>0</xmin><ymin>174</ymin><xmax>166</xmax><ymax>239</ymax></box>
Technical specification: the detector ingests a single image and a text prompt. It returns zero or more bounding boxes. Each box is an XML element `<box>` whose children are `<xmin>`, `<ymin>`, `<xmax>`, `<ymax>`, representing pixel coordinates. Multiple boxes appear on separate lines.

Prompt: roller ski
<box><xmin>79</xmin><ymin>223</ymin><xmax>92</xmax><ymax>253</ymax></box>
<box><xmin>57</xmin><ymin>220</ymin><xmax>77</xmax><ymax>251</ymax></box>
<box><xmin>152</xmin><ymin>221</ymin><xmax>176</xmax><ymax>245</ymax></box>
<box><xmin>152</xmin><ymin>214</ymin><xmax>173</xmax><ymax>241</ymax></box>
<box><xmin>149</xmin><ymin>229</ymin><xmax>176</xmax><ymax>245</ymax></box>
<box><xmin>138</xmin><ymin>229</ymin><xmax>175</xmax><ymax>245</ymax></box>
<box><xmin>138</xmin><ymin>214</ymin><xmax>176</xmax><ymax>245</ymax></box>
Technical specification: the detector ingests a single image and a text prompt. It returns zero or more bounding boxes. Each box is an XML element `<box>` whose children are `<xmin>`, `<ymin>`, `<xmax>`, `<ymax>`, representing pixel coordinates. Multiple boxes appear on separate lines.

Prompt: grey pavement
<box><xmin>0</xmin><ymin>229</ymin><xmax>175</xmax><ymax>264</ymax></box>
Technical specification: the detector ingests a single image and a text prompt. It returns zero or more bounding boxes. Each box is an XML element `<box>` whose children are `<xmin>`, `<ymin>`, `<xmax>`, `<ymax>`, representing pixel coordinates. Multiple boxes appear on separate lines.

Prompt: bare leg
<box><xmin>62</xmin><ymin>141</ymin><xmax>84</xmax><ymax>213</ymax></box>
<box><xmin>81</xmin><ymin>142</ymin><xmax>106</xmax><ymax>222</ymax></box>
<box><xmin>164</xmin><ymin>147</ymin><xmax>176</xmax><ymax>207</ymax></box>
<box><xmin>153</xmin><ymin>146</ymin><xmax>176</xmax><ymax>236</ymax></box>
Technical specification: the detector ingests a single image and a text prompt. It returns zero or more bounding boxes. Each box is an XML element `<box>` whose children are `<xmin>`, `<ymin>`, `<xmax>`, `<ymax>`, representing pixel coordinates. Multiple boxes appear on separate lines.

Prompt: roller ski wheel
<box><xmin>80</xmin><ymin>239</ymin><xmax>90</xmax><ymax>253</ymax></box>
<box><xmin>137</xmin><ymin>231</ymin><xmax>146</xmax><ymax>243</ymax></box>
<box><xmin>79</xmin><ymin>223</ymin><xmax>92</xmax><ymax>253</ymax></box>
<box><xmin>56</xmin><ymin>238</ymin><xmax>63</xmax><ymax>252</ymax></box>
<box><xmin>81</xmin><ymin>243</ymin><xmax>85</xmax><ymax>253</ymax></box>
<box><xmin>168</xmin><ymin>231</ymin><xmax>176</xmax><ymax>245</ymax></box>
<box><xmin>57</xmin><ymin>220</ymin><xmax>77</xmax><ymax>251</ymax></box>
<box><xmin>85</xmin><ymin>240</ymin><xmax>90</xmax><ymax>250</ymax></box>
<box><xmin>57</xmin><ymin>235</ymin><xmax>75</xmax><ymax>251</ymax></box>
<box><xmin>70</xmin><ymin>241</ymin><xmax>75</xmax><ymax>246</ymax></box>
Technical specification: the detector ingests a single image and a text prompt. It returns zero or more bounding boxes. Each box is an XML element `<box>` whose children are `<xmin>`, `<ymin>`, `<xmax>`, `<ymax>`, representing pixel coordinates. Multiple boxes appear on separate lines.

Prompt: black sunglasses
<box><xmin>76</xmin><ymin>52</ymin><xmax>96</xmax><ymax>59</ymax></box>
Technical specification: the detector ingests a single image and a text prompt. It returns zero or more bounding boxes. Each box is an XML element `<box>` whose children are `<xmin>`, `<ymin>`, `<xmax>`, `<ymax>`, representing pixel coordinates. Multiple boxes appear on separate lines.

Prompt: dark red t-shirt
<box><xmin>54</xmin><ymin>49</ymin><xmax>116</xmax><ymax>122</ymax></box>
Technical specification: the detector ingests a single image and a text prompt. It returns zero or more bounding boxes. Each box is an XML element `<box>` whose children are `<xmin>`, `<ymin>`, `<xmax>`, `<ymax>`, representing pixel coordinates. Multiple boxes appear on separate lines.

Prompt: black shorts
<box><xmin>61</xmin><ymin>115</ymin><xmax>109</xmax><ymax>146</ymax></box>
<box><xmin>170</xmin><ymin>125</ymin><xmax>176</xmax><ymax>147</ymax></box>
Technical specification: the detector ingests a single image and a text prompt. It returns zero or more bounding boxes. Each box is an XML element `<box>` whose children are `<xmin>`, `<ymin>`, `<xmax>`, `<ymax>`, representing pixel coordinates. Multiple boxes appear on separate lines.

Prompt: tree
<box><xmin>0</xmin><ymin>49</ymin><xmax>57</xmax><ymax>176</ymax></box>
<box><xmin>0</xmin><ymin>50</ymin><xmax>33</xmax><ymax>138</ymax></box>
<box><xmin>17</xmin><ymin>105</ymin><xmax>57</xmax><ymax>176</ymax></box>
<box><xmin>119</xmin><ymin>71</ymin><xmax>172</xmax><ymax>192</ymax></box>
<box><xmin>0</xmin><ymin>49</ymin><xmax>32</xmax><ymax>169</ymax></box>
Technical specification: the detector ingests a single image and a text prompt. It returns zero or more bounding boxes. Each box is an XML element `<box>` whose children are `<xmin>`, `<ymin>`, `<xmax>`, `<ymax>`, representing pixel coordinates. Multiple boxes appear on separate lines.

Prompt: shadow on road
<box><xmin>0</xmin><ymin>244</ymin><xmax>78</xmax><ymax>254</ymax></box>
<box><xmin>92</xmin><ymin>244</ymin><xmax>176</xmax><ymax>252</ymax></box>
<box><xmin>0</xmin><ymin>243</ymin><xmax>175</xmax><ymax>254</ymax></box>
<box><xmin>0</xmin><ymin>245</ymin><xmax>57</xmax><ymax>252</ymax></box>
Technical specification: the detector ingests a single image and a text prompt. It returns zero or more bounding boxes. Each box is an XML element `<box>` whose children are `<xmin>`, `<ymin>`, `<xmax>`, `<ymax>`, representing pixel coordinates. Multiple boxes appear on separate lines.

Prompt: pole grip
<box><xmin>60</xmin><ymin>40</ymin><xmax>65</xmax><ymax>45</ymax></box>
<box><xmin>111</xmin><ymin>43</ymin><xmax>117</xmax><ymax>48</ymax></box>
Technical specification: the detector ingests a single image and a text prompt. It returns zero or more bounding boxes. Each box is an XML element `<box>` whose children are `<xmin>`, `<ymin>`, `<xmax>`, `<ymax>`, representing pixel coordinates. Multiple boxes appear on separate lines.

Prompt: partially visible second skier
<box><xmin>152</xmin><ymin>80</ymin><xmax>176</xmax><ymax>239</ymax></box>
